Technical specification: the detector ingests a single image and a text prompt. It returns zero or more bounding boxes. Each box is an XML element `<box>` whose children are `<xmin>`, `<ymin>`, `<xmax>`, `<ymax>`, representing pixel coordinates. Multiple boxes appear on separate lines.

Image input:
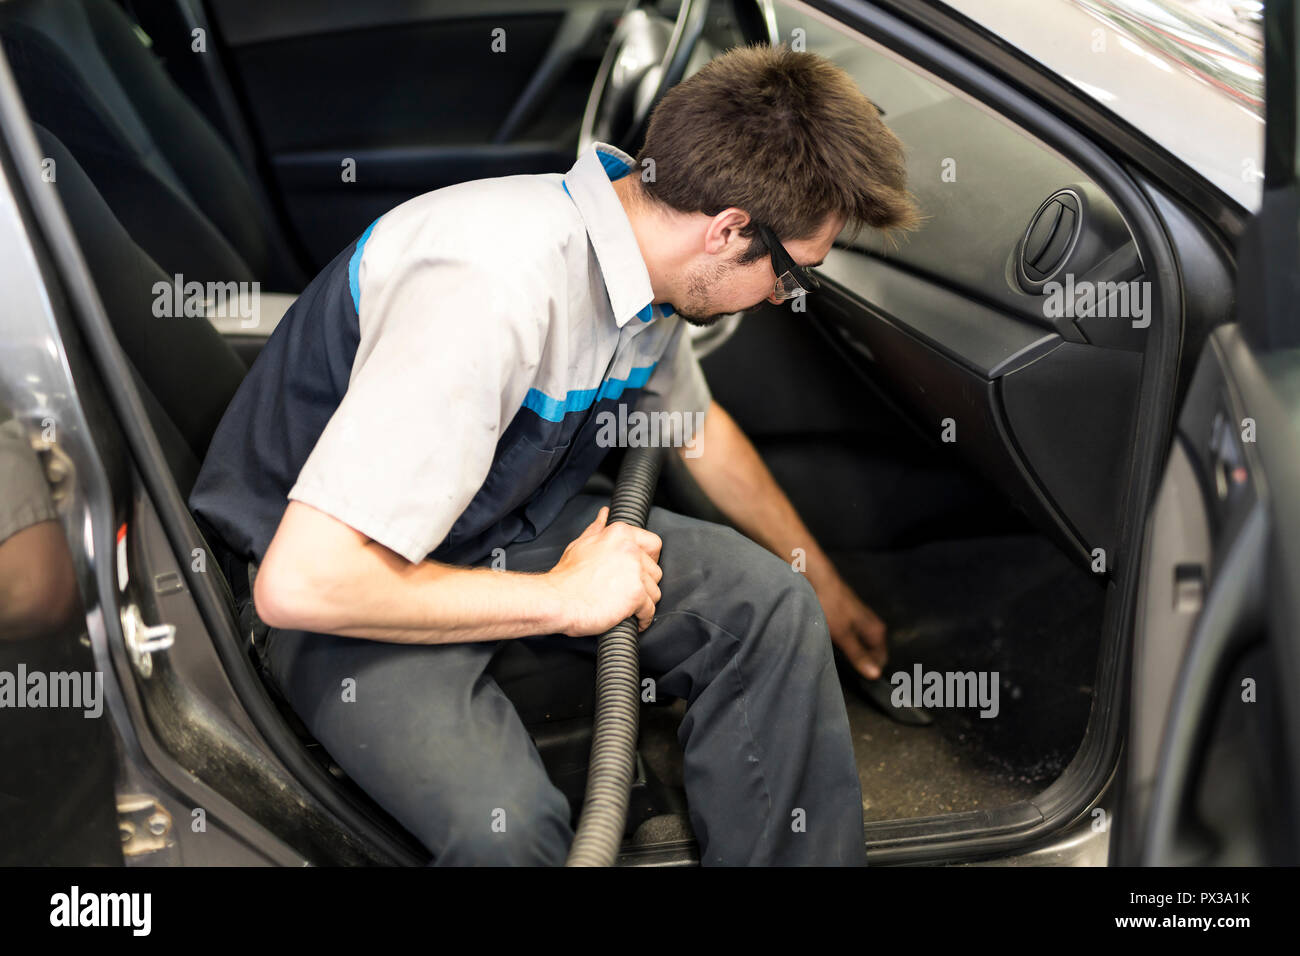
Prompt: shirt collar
<box><xmin>561</xmin><ymin>142</ymin><xmax>660</xmax><ymax>328</ymax></box>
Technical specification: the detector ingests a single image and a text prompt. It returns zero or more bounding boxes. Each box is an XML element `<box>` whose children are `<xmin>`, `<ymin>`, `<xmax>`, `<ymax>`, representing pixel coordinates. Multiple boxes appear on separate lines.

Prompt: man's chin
<box><xmin>678</xmin><ymin>311</ymin><xmax>725</xmax><ymax>328</ymax></box>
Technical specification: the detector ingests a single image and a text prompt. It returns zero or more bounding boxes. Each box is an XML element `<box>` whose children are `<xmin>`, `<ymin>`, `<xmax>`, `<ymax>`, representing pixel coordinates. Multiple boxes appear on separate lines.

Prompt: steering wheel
<box><xmin>578</xmin><ymin>0</ymin><xmax>711</xmax><ymax>157</ymax></box>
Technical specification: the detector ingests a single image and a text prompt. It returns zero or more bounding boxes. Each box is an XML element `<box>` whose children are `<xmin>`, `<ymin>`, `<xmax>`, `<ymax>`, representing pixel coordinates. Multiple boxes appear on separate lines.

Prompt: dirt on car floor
<box><xmin>634</xmin><ymin>532</ymin><xmax>1104</xmax><ymax>830</ymax></box>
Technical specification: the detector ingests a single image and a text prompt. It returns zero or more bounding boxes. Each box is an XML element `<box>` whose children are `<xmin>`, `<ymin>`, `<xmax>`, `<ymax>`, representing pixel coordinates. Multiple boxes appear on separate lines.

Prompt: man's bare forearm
<box><xmin>681</xmin><ymin>401</ymin><xmax>838</xmax><ymax>589</ymax></box>
<box><xmin>255</xmin><ymin>500</ymin><xmax>568</xmax><ymax>643</ymax></box>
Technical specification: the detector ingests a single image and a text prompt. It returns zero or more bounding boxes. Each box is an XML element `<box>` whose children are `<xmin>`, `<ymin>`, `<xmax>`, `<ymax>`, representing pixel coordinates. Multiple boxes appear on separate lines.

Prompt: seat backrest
<box><xmin>34</xmin><ymin>123</ymin><xmax>248</xmax><ymax>494</ymax></box>
<box><xmin>0</xmin><ymin>0</ymin><xmax>302</xmax><ymax>291</ymax></box>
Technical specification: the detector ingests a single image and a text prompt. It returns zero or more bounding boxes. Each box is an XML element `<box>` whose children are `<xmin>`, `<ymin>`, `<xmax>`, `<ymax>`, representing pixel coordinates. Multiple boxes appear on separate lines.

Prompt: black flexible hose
<box><xmin>565</xmin><ymin>445</ymin><xmax>664</xmax><ymax>867</ymax></box>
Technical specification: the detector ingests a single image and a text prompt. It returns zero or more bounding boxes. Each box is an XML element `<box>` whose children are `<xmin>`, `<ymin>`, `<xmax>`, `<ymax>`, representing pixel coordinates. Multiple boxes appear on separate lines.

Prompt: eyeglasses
<box><xmin>755</xmin><ymin>223</ymin><xmax>821</xmax><ymax>302</ymax></box>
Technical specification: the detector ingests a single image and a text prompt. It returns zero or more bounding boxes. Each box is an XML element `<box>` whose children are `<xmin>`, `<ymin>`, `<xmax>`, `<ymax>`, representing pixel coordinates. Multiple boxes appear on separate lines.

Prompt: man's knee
<box><xmin>658</xmin><ymin>514</ymin><xmax>824</xmax><ymax>625</ymax></box>
<box><xmin>430</xmin><ymin>772</ymin><xmax>574</xmax><ymax>865</ymax></box>
<box><xmin>645</xmin><ymin>513</ymin><xmax>833</xmax><ymax>682</ymax></box>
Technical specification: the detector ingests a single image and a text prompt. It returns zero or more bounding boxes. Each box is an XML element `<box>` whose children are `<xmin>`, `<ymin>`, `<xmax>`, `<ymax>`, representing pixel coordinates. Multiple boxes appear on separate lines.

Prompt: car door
<box><xmin>1114</xmin><ymin>1</ymin><xmax>1300</xmax><ymax>866</ymax></box>
<box><xmin>189</xmin><ymin>0</ymin><xmax>627</xmax><ymax>270</ymax></box>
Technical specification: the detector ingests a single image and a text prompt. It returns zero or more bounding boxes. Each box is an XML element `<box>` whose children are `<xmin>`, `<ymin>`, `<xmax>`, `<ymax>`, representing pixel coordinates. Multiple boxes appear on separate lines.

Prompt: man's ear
<box><xmin>704</xmin><ymin>207</ymin><xmax>750</xmax><ymax>256</ymax></box>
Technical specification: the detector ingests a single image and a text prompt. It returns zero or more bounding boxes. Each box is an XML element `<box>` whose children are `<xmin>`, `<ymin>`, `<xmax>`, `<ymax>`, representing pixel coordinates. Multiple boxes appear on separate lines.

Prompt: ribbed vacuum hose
<box><xmin>565</xmin><ymin>446</ymin><xmax>663</xmax><ymax>867</ymax></box>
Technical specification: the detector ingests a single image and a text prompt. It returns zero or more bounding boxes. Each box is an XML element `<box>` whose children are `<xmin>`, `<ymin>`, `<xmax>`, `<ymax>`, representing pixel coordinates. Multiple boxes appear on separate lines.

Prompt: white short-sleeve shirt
<box><xmin>191</xmin><ymin>142</ymin><xmax>711</xmax><ymax>567</ymax></box>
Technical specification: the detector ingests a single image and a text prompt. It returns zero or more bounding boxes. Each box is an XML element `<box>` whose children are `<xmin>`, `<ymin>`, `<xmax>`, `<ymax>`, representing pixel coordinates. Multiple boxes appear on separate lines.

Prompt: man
<box><xmin>190</xmin><ymin>44</ymin><xmax>918</xmax><ymax>865</ymax></box>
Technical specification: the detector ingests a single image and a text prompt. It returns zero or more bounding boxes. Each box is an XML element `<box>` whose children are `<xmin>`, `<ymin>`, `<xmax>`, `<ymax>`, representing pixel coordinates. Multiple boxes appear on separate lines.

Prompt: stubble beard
<box><xmin>675</xmin><ymin>260</ymin><xmax>731</xmax><ymax>327</ymax></box>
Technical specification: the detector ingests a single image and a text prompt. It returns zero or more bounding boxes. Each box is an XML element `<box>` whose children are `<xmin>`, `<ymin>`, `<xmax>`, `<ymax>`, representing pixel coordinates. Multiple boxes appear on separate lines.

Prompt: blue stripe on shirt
<box><xmin>348</xmin><ymin>217</ymin><xmax>381</xmax><ymax>313</ymax></box>
<box><xmin>521</xmin><ymin>363</ymin><xmax>658</xmax><ymax>422</ymax></box>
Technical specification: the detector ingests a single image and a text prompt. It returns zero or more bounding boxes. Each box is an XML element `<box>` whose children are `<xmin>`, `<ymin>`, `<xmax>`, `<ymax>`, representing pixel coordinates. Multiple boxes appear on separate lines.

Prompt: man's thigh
<box><xmin>499</xmin><ymin>492</ymin><xmax>816</xmax><ymax>682</ymax></box>
<box><xmin>264</xmin><ymin>627</ymin><xmax>573</xmax><ymax>863</ymax></box>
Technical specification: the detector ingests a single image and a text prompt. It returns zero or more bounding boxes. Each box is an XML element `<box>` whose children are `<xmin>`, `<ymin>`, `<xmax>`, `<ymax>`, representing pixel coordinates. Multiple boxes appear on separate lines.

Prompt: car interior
<box><xmin>1</xmin><ymin>0</ymin><xmax>1239</xmax><ymax>863</ymax></box>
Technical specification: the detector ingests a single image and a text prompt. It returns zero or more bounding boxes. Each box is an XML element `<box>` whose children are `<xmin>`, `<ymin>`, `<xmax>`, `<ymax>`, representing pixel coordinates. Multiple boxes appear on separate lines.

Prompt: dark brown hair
<box><xmin>634</xmin><ymin>44</ymin><xmax>920</xmax><ymax>261</ymax></box>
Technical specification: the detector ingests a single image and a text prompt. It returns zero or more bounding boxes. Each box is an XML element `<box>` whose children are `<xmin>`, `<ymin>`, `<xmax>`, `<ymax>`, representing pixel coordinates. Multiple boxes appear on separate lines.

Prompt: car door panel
<box><xmin>1116</xmin><ymin>0</ymin><xmax>1300</xmax><ymax>866</ymax></box>
<box><xmin>1121</xmin><ymin>325</ymin><xmax>1300</xmax><ymax>864</ymax></box>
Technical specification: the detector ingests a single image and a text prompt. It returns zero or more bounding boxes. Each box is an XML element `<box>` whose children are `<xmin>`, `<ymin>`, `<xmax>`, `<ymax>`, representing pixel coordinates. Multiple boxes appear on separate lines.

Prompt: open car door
<box><xmin>1116</xmin><ymin>2</ymin><xmax>1300</xmax><ymax>866</ymax></box>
